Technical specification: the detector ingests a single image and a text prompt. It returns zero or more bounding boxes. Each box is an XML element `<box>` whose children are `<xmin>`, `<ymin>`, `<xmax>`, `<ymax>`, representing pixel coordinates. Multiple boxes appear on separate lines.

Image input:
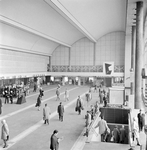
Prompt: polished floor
<box><xmin>0</xmin><ymin>85</ymin><xmax>146</xmax><ymax>150</ymax></box>
<box><xmin>0</xmin><ymin>85</ymin><xmax>96</xmax><ymax>150</ymax></box>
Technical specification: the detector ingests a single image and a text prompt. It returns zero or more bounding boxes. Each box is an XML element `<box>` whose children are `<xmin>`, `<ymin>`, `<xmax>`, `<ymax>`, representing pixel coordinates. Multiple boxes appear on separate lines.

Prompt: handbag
<box><xmin>110</xmin><ymin>136</ymin><xmax>113</xmax><ymax>142</ymax></box>
<box><xmin>6</xmin><ymin>135</ymin><xmax>9</xmax><ymax>141</ymax></box>
<box><xmin>75</xmin><ymin>107</ymin><xmax>77</xmax><ymax>112</ymax></box>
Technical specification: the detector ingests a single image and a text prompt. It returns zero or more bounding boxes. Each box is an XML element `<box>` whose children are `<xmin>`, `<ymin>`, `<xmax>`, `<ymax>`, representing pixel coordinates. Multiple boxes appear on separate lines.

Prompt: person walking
<box><xmin>9</xmin><ymin>87</ymin><xmax>14</xmax><ymax>104</ymax></box>
<box><xmin>75</xmin><ymin>95</ymin><xmax>84</xmax><ymax>115</ymax></box>
<box><xmin>103</xmin><ymin>94</ymin><xmax>108</xmax><ymax>107</ymax></box>
<box><xmin>33</xmin><ymin>83</ymin><xmax>37</xmax><ymax>92</ymax></box>
<box><xmin>1</xmin><ymin>120</ymin><xmax>9</xmax><ymax>148</ymax></box>
<box><xmin>35</xmin><ymin>94</ymin><xmax>42</xmax><ymax>111</ymax></box>
<box><xmin>39</xmin><ymin>87</ymin><xmax>44</xmax><ymax>97</ymax></box>
<box><xmin>0</xmin><ymin>98</ymin><xmax>3</xmax><ymax>114</ymax></box>
<box><xmin>132</xmin><ymin>117</ymin><xmax>141</xmax><ymax>146</ymax></box>
<box><xmin>119</xmin><ymin>125</ymin><xmax>126</xmax><ymax>144</ymax></box>
<box><xmin>50</xmin><ymin>130</ymin><xmax>63</xmax><ymax>150</ymax></box>
<box><xmin>57</xmin><ymin>102</ymin><xmax>64</xmax><ymax>122</ymax></box>
<box><xmin>4</xmin><ymin>86</ymin><xmax>9</xmax><ymax>104</ymax></box>
<box><xmin>112</xmin><ymin>125</ymin><xmax>120</xmax><ymax>143</ymax></box>
<box><xmin>94</xmin><ymin>101</ymin><xmax>99</xmax><ymax>115</ymax></box>
<box><xmin>137</xmin><ymin>109</ymin><xmax>144</xmax><ymax>132</ymax></box>
<box><xmin>56</xmin><ymin>88</ymin><xmax>60</xmax><ymax>101</ymax></box>
<box><xmin>85</xmin><ymin>111</ymin><xmax>91</xmax><ymax>127</ymax></box>
<box><xmin>94</xmin><ymin>115</ymin><xmax>109</xmax><ymax>142</ymax></box>
<box><xmin>99</xmin><ymin>91</ymin><xmax>104</xmax><ymax>104</ymax></box>
<box><xmin>43</xmin><ymin>103</ymin><xmax>51</xmax><ymax>125</ymax></box>
<box><xmin>64</xmin><ymin>88</ymin><xmax>69</xmax><ymax>102</ymax></box>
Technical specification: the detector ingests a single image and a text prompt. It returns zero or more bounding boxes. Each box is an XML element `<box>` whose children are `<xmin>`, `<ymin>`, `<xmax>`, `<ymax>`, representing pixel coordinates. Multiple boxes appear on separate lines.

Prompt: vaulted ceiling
<box><xmin>0</xmin><ymin>0</ymin><xmax>146</xmax><ymax>56</ymax></box>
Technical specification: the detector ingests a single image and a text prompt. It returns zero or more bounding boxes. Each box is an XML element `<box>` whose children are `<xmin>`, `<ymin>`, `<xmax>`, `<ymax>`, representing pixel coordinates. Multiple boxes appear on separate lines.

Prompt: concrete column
<box><xmin>83</xmin><ymin>77</ymin><xmax>85</xmax><ymax>85</ymax></box>
<box><xmin>49</xmin><ymin>56</ymin><xmax>52</xmax><ymax>72</ymax></box>
<box><xmin>69</xmin><ymin>48</ymin><xmax>71</xmax><ymax>71</ymax></box>
<box><xmin>93</xmin><ymin>43</ymin><xmax>96</xmax><ymax>66</ymax></box>
<box><xmin>78</xmin><ymin>77</ymin><xmax>81</xmax><ymax>86</ymax></box>
<box><xmin>62</xmin><ymin>76</ymin><xmax>65</xmax><ymax>86</ymax></box>
<box><xmin>135</xmin><ymin>1</ymin><xmax>144</xmax><ymax>109</ymax></box>
<box><xmin>130</xmin><ymin>26</ymin><xmax>136</xmax><ymax>95</ymax></box>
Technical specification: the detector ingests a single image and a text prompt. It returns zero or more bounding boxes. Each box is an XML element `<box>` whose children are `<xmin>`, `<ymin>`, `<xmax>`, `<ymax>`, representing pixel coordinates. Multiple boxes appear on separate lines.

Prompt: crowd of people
<box><xmin>0</xmin><ymin>83</ymin><xmax>30</xmax><ymax>105</ymax></box>
<box><xmin>0</xmin><ymin>83</ymin><xmax>146</xmax><ymax>149</ymax></box>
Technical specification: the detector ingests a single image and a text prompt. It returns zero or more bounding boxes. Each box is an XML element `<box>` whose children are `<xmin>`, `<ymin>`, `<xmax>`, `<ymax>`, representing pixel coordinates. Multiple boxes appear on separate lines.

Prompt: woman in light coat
<box><xmin>1</xmin><ymin>119</ymin><xmax>9</xmax><ymax>148</ymax></box>
<box><xmin>64</xmin><ymin>88</ymin><xmax>69</xmax><ymax>102</ymax></box>
<box><xmin>85</xmin><ymin>111</ymin><xmax>91</xmax><ymax>127</ymax></box>
<box><xmin>132</xmin><ymin>117</ymin><xmax>141</xmax><ymax>146</ymax></box>
<box><xmin>43</xmin><ymin>103</ymin><xmax>51</xmax><ymax>124</ymax></box>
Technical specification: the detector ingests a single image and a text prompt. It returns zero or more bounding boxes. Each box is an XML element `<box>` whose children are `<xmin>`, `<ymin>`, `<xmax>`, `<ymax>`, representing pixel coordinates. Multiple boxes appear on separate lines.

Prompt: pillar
<box><xmin>83</xmin><ymin>77</ymin><xmax>85</xmax><ymax>85</ymax></box>
<box><xmin>130</xmin><ymin>26</ymin><xmax>136</xmax><ymax>95</ymax></box>
<box><xmin>49</xmin><ymin>56</ymin><xmax>52</xmax><ymax>72</ymax></box>
<box><xmin>69</xmin><ymin>48</ymin><xmax>71</xmax><ymax>71</ymax></box>
<box><xmin>78</xmin><ymin>77</ymin><xmax>81</xmax><ymax>86</ymax></box>
<box><xmin>135</xmin><ymin>1</ymin><xmax>144</xmax><ymax>109</ymax></box>
<box><xmin>93</xmin><ymin>43</ymin><xmax>96</xmax><ymax>66</ymax></box>
<box><xmin>62</xmin><ymin>76</ymin><xmax>65</xmax><ymax>86</ymax></box>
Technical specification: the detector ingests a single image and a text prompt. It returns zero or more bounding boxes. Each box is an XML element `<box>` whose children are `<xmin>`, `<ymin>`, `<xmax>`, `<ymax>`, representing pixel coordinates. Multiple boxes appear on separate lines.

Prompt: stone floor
<box><xmin>0</xmin><ymin>85</ymin><xmax>146</xmax><ymax>150</ymax></box>
<box><xmin>0</xmin><ymin>85</ymin><xmax>99</xmax><ymax>150</ymax></box>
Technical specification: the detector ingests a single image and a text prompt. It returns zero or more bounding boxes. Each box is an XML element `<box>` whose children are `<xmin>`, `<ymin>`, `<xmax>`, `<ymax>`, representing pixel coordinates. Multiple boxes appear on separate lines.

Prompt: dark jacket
<box><xmin>36</xmin><ymin>95</ymin><xmax>42</xmax><ymax>106</ymax></box>
<box><xmin>0</xmin><ymin>99</ymin><xmax>2</xmax><ymax>114</ymax></box>
<box><xmin>57</xmin><ymin>104</ymin><xmax>64</xmax><ymax>116</ymax></box>
<box><xmin>50</xmin><ymin>134</ymin><xmax>59</xmax><ymax>150</ymax></box>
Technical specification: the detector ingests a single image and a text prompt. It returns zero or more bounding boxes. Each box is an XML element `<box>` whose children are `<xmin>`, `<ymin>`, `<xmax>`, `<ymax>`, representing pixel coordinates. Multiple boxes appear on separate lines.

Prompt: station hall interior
<box><xmin>0</xmin><ymin>0</ymin><xmax>147</xmax><ymax>150</ymax></box>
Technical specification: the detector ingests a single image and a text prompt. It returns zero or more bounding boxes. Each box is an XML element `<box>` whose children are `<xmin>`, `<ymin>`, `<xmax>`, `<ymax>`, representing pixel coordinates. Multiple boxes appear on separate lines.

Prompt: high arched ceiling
<box><xmin>0</xmin><ymin>0</ymin><xmax>146</xmax><ymax>56</ymax></box>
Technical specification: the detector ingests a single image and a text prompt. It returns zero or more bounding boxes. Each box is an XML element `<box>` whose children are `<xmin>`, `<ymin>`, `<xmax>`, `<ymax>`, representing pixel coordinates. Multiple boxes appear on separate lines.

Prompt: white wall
<box><xmin>52</xmin><ymin>46</ymin><xmax>69</xmax><ymax>65</ymax></box>
<box><xmin>0</xmin><ymin>49</ymin><xmax>49</xmax><ymax>74</ymax></box>
<box><xmin>96</xmin><ymin>32</ymin><xmax>125</xmax><ymax>65</ymax></box>
<box><xmin>51</xmin><ymin>31</ymin><xmax>125</xmax><ymax>67</ymax></box>
<box><xmin>71</xmin><ymin>38</ymin><xmax>94</xmax><ymax>66</ymax></box>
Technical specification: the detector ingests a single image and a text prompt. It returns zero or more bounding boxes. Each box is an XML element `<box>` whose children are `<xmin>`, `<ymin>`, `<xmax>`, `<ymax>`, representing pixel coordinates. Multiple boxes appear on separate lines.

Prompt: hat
<box><xmin>1</xmin><ymin>119</ymin><xmax>6</xmax><ymax>124</ymax></box>
<box><xmin>53</xmin><ymin>130</ymin><xmax>58</xmax><ymax>134</ymax></box>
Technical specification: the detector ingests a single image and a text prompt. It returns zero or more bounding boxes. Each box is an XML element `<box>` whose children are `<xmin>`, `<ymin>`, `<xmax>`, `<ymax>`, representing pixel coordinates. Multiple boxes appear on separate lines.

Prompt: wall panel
<box><xmin>0</xmin><ymin>49</ymin><xmax>49</xmax><ymax>74</ymax></box>
<box><xmin>96</xmin><ymin>31</ymin><xmax>125</xmax><ymax>65</ymax></box>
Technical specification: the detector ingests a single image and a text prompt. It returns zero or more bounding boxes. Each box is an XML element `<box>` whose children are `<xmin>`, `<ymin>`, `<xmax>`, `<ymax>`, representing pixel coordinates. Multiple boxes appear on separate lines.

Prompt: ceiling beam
<box><xmin>0</xmin><ymin>15</ymin><xmax>71</xmax><ymax>47</ymax></box>
<box><xmin>44</xmin><ymin>0</ymin><xmax>97</xmax><ymax>43</ymax></box>
<box><xmin>0</xmin><ymin>45</ymin><xmax>51</xmax><ymax>57</ymax></box>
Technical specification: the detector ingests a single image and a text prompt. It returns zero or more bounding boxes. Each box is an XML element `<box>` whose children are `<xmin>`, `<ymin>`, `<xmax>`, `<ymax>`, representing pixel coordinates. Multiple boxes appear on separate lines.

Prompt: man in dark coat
<box><xmin>0</xmin><ymin>98</ymin><xmax>3</xmax><ymax>114</ymax></box>
<box><xmin>137</xmin><ymin>109</ymin><xmax>144</xmax><ymax>132</ymax></box>
<box><xmin>50</xmin><ymin>130</ymin><xmax>59</xmax><ymax>150</ymax></box>
<box><xmin>39</xmin><ymin>87</ymin><xmax>44</xmax><ymax>97</ymax></box>
<box><xmin>9</xmin><ymin>87</ymin><xmax>14</xmax><ymax>104</ymax></box>
<box><xmin>112</xmin><ymin>125</ymin><xmax>120</xmax><ymax>143</ymax></box>
<box><xmin>119</xmin><ymin>125</ymin><xmax>126</xmax><ymax>144</ymax></box>
<box><xmin>4</xmin><ymin>86</ymin><xmax>9</xmax><ymax>104</ymax></box>
<box><xmin>76</xmin><ymin>95</ymin><xmax>83</xmax><ymax>115</ymax></box>
<box><xmin>57</xmin><ymin>102</ymin><xmax>64</xmax><ymax>122</ymax></box>
<box><xmin>56</xmin><ymin>88</ymin><xmax>60</xmax><ymax>101</ymax></box>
